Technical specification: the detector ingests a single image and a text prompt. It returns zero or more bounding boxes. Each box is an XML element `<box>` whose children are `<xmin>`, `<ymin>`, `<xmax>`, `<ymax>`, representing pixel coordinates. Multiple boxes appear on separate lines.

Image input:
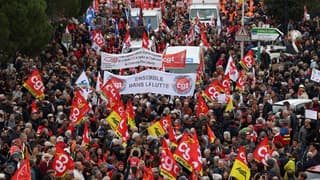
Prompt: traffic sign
<box><xmin>251</xmin><ymin>27</ymin><xmax>283</xmax><ymax>41</ymax></box>
<box><xmin>235</xmin><ymin>26</ymin><xmax>250</xmax><ymax>41</ymax></box>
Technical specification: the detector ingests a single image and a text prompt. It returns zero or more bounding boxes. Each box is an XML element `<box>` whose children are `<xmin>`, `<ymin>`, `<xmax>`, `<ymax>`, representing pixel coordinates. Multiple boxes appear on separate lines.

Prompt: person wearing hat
<box><xmin>297</xmin><ymin>84</ymin><xmax>309</xmax><ymax>99</ymax></box>
<box><xmin>38</xmin><ymin>153</ymin><xmax>53</xmax><ymax>175</ymax></box>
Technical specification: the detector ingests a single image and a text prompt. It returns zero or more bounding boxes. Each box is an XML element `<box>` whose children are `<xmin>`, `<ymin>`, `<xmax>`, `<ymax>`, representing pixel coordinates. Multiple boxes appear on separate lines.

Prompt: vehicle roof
<box><xmin>251</xmin><ymin>45</ymin><xmax>286</xmax><ymax>52</ymax></box>
<box><xmin>130</xmin><ymin>8</ymin><xmax>161</xmax><ymax>16</ymax></box>
<box><xmin>189</xmin><ymin>4</ymin><xmax>219</xmax><ymax>8</ymax></box>
<box><xmin>273</xmin><ymin>99</ymin><xmax>312</xmax><ymax>106</ymax></box>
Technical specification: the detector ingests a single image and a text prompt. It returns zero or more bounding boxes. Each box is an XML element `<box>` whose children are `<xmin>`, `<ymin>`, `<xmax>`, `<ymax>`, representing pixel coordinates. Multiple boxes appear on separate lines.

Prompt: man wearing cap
<box><xmin>297</xmin><ymin>84</ymin><xmax>309</xmax><ymax>99</ymax></box>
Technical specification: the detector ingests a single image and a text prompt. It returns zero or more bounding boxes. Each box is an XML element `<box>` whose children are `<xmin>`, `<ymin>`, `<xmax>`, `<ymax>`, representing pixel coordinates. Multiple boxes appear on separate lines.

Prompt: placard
<box><xmin>311</xmin><ymin>68</ymin><xmax>320</xmax><ymax>83</ymax></box>
<box><xmin>305</xmin><ymin>109</ymin><xmax>318</xmax><ymax>120</ymax></box>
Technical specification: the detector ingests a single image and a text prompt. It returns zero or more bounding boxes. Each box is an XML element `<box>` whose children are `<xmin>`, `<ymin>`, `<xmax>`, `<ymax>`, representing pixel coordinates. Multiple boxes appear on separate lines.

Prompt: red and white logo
<box><xmin>174</xmin><ymin>76</ymin><xmax>192</xmax><ymax>94</ymax></box>
<box><xmin>108</xmin><ymin>77</ymin><xmax>125</xmax><ymax>91</ymax></box>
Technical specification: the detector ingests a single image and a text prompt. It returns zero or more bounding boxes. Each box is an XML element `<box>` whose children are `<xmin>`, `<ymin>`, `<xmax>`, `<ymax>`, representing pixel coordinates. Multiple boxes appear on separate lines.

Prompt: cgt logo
<box><xmin>104</xmin><ymin>57</ymin><xmax>118</xmax><ymax>63</ymax></box>
<box><xmin>108</xmin><ymin>77</ymin><xmax>125</xmax><ymax>91</ymax></box>
<box><xmin>174</xmin><ymin>76</ymin><xmax>192</xmax><ymax>94</ymax></box>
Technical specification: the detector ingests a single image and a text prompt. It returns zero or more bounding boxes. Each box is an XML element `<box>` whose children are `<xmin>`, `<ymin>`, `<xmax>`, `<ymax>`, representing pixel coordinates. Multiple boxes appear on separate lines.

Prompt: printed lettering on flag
<box><xmin>160</xmin><ymin>139</ymin><xmax>179</xmax><ymax>180</ymax></box>
<box><xmin>52</xmin><ymin>146</ymin><xmax>74</xmax><ymax>177</ymax></box>
<box><xmin>163</xmin><ymin>50</ymin><xmax>186</xmax><ymax>69</ymax></box>
<box><xmin>23</xmin><ymin>68</ymin><xmax>45</xmax><ymax>99</ymax></box>
<box><xmin>69</xmin><ymin>90</ymin><xmax>91</xmax><ymax>125</ymax></box>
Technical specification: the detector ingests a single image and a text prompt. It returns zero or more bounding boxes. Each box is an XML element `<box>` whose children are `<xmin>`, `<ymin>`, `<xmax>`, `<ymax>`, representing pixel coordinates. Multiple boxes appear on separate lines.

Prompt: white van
<box><xmin>130</xmin><ymin>8</ymin><xmax>162</xmax><ymax>30</ymax></box>
<box><xmin>188</xmin><ymin>0</ymin><xmax>220</xmax><ymax>24</ymax></box>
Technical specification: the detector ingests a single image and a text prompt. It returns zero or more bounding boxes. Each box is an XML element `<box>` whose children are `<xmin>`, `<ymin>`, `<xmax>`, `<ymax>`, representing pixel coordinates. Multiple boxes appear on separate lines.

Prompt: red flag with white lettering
<box><xmin>203</xmin><ymin>79</ymin><xmax>222</xmax><ymax>102</ymax></box>
<box><xmin>196</xmin><ymin>93</ymin><xmax>208</xmax><ymax>117</ymax></box>
<box><xmin>236</xmin><ymin>70</ymin><xmax>246</xmax><ymax>92</ymax></box>
<box><xmin>11</xmin><ymin>159</ymin><xmax>31</xmax><ymax>180</ymax></box>
<box><xmin>100</xmin><ymin>79</ymin><xmax>121</xmax><ymax>108</ymax></box>
<box><xmin>69</xmin><ymin>90</ymin><xmax>91</xmax><ymax>125</ymax></box>
<box><xmin>160</xmin><ymin>115</ymin><xmax>177</xmax><ymax>146</ymax></box>
<box><xmin>253</xmin><ymin>137</ymin><xmax>271</xmax><ymax>165</ymax></box>
<box><xmin>23</xmin><ymin>68</ymin><xmax>45</xmax><ymax>99</ymax></box>
<box><xmin>240</xmin><ymin>50</ymin><xmax>255</xmax><ymax>71</ymax></box>
<box><xmin>142</xmin><ymin>30</ymin><xmax>150</xmax><ymax>49</ymax></box>
<box><xmin>52</xmin><ymin>146</ymin><xmax>74</xmax><ymax>177</ymax></box>
<box><xmin>91</xmin><ymin>29</ymin><xmax>105</xmax><ymax>51</ymax></box>
<box><xmin>162</xmin><ymin>50</ymin><xmax>186</xmax><ymax>69</ymax></box>
<box><xmin>173</xmin><ymin>132</ymin><xmax>193</xmax><ymax>172</ymax></box>
<box><xmin>82</xmin><ymin>122</ymin><xmax>90</xmax><ymax>146</ymax></box>
<box><xmin>190</xmin><ymin>131</ymin><xmax>203</xmax><ymax>175</ymax></box>
<box><xmin>160</xmin><ymin>139</ymin><xmax>179</xmax><ymax>180</ymax></box>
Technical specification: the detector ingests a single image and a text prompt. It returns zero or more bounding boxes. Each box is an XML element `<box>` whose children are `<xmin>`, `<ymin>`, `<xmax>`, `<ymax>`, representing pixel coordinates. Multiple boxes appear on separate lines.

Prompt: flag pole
<box><xmin>240</xmin><ymin>0</ymin><xmax>245</xmax><ymax>60</ymax></box>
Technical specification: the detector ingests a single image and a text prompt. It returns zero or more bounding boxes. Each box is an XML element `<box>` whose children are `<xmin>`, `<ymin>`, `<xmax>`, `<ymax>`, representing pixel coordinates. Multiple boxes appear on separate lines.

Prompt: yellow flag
<box><xmin>229</xmin><ymin>160</ymin><xmax>250</xmax><ymax>180</ymax></box>
<box><xmin>225</xmin><ymin>96</ymin><xmax>233</xmax><ymax>112</ymax></box>
<box><xmin>106</xmin><ymin>111</ymin><xmax>121</xmax><ymax>132</ymax></box>
<box><xmin>147</xmin><ymin>121</ymin><xmax>165</xmax><ymax>137</ymax></box>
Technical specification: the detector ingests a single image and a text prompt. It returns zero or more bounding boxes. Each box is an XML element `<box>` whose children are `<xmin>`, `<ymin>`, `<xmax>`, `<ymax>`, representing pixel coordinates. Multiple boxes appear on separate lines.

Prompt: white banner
<box><xmin>101</xmin><ymin>49</ymin><xmax>163</xmax><ymax>70</ymax></box>
<box><xmin>103</xmin><ymin>69</ymin><xmax>197</xmax><ymax>97</ymax></box>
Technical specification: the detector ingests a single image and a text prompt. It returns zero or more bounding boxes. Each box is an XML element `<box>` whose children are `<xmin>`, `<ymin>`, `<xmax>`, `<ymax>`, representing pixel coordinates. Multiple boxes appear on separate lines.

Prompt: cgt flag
<box><xmin>11</xmin><ymin>159</ymin><xmax>31</xmax><ymax>180</ymax></box>
<box><xmin>253</xmin><ymin>137</ymin><xmax>271</xmax><ymax>166</ymax></box>
<box><xmin>196</xmin><ymin>93</ymin><xmax>208</xmax><ymax>117</ymax></box>
<box><xmin>230</xmin><ymin>146</ymin><xmax>251</xmax><ymax>180</ymax></box>
<box><xmin>69</xmin><ymin>90</ymin><xmax>91</xmax><ymax>125</ymax></box>
<box><xmin>23</xmin><ymin>68</ymin><xmax>45</xmax><ymax>99</ymax></box>
<box><xmin>160</xmin><ymin>139</ymin><xmax>179</xmax><ymax>180</ymax></box>
<box><xmin>52</xmin><ymin>146</ymin><xmax>74</xmax><ymax>177</ymax></box>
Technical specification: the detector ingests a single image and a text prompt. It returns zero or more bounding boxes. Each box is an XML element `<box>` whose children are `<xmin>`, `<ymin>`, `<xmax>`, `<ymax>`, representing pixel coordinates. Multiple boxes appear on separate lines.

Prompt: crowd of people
<box><xmin>0</xmin><ymin>0</ymin><xmax>320</xmax><ymax>179</ymax></box>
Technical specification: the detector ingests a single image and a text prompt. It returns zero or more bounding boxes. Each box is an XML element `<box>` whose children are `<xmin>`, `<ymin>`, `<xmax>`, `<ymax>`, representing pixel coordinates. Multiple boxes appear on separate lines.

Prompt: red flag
<box><xmin>142</xmin><ymin>31</ymin><xmax>149</xmax><ymax>49</ymax></box>
<box><xmin>31</xmin><ymin>100</ymin><xmax>38</xmax><ymax>114</ymax></box>
<box><xmin>11</xmin><ymin>159</ymin><xmax>31</xmax><ymax>180</ymax></box>
<box><xmin>161</xmin><ymin>18</ymin><xmax>170</xmax><ymax>32</ymax></box>
<box><xmin>117</xmin><ymin>119</ymin><xmax>129</xmax><ymax>146</ymax></box>
<box><xmin>174</xmin><ymin>132</ymin><xmax>193</xmax><ymax>171</ymax></box>
<box><xmin>100</xmin><ymin>79</ymin><xmax>121</xmax><ymax>108</ymax></box>
<box><xmin>240</xmin><ymin>50</ymin><xmax>255</xmax><ymax>71</ymax></box>
<box><xmin>200</xmin><ymin>31</ymin><xmax>209</xmax><ymax>47</ymax></box>
<box><xmin>122</xmin><ymin>30</ymin><xmax>131</xmax><ymax>52</ymax></box>
<box><xmin>126</xmin><ymin>98</ymin><xmax>136</xmax><ymax>128</ymax></box>
<box><xmin>160</xmin><ymin>116</ymin><xmax>177</xmax><ymax>146</ymax></box>
<box><xmin>207</xmin><ymin>124</ymin><xmax>216</xmax><ymax>144</ymax></box>
<box><xmin>143</xmin><ymin>166</ymin><xmax>154</xmax><ymax>180</ymax></box>
<box><xmin>196</xmin><ymin>93</ymin><xmax>208</xmax><ymax>117</ymax></box>
<box><xmin>82</xmin><ymin>122</ymin><xmax>90</xmax><ymax>146</ymax></box>
<box><xmin>190</xmin><ymin>131</ymin><xmax>203</xmax><ymax>175</ymax></box>
<box><xmin>160</xmin><ymin>139</ymin><xmax>179</xmax><ymax>180</ymax></box>
<box><xmin>69</xmin><ymin>90</ymin><xmax>91</xmax><ymax>125</ymax></box>
<box><xmin>253</xmin><ymin>137</ymin><xmax>271</xmax><ymax>165</ymax></box>
<box><xmin>236</xmin><ymin>146</ymin><xmax>248</xmax><ymax>165</ymax></box>
<box><xmin>221</xmin><ymin>74</ymin><xmax>231</xmax><ymax>92</ymax></box>
<box><xmin>203</xmin><ymin>79</ymin><xmax>221</xmax><ymax>102</ymax></box>
<box><xmin>162</xmin><ymin>50</ymin><xmax>186</xmax><ymax>69</ymax></box>
<box><xmin>229</xmin><ymin>146</ymin><xmax>251</xmax><ymax>180</ymax></box>
<box><xmin>92</xmin><ymin>29</ymin><xmax>105</xmax><ymax>49</ymax></box>
<box><xmin>186</xmin><ymin>27</ymin><xmax>195</xmax><ymax>46</ymax></box>
<box><xmin>23</xmin><ymin>68</ymin><xmax>45</xmax><ymax>99</ymax></box>
<box><xmin>52</xmin><ymin>146</ymin><xmax>74</xmax><ymax>177</ymax></box>
<box><xmin>236</xmin><ymin>70</ymin><xmax>246</xmax><ymax>92</ymax></box>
